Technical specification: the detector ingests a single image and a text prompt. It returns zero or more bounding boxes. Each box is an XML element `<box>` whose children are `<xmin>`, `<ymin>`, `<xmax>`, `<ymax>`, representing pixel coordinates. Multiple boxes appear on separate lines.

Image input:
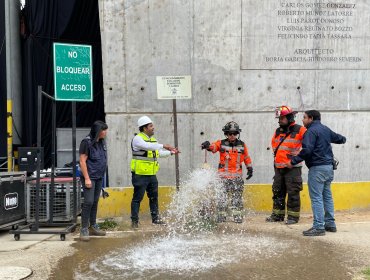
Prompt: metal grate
<box><xmin>27</xmin><ymin>178</ymin><xmax>81</xmax><ymax>223</ymax></box>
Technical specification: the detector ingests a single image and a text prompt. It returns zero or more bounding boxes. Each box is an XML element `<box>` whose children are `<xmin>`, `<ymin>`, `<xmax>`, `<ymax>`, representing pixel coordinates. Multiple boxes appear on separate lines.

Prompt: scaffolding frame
<box><xmin>10</xmin><ymin>86</ymin><xmax>78</xmax><ymax>241</ymax></box>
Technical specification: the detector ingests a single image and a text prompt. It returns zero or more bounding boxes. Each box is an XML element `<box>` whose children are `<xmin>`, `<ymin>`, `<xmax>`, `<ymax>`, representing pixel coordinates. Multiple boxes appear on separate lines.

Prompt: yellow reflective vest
<box><xmin>130</xmin><ymin>133</ymin><xmax>160</xmax><ymax>175</ymax></box>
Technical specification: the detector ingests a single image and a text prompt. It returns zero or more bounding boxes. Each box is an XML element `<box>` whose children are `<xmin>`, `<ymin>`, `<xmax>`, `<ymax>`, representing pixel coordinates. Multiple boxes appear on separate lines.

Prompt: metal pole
<box><xmin>172</xmin><ymin>99</ymin><xmax>180</xmax><ymax>190</ymax></box>
<box><xmin>5</xmin><ymin>0</ymin><xmax>12</xmax><ymax>171</ymax></box>
<box><xmin>34</xmin><ymin>85</ymin><xmax>42</xmax><ymax>231</ymax></box>
<box><xmin>49</xmin><ymin>98</ymin><xmax>56</xmax><ymax>223</ymax></box>
<box><xmin>39</xmin><ymin>91</ymin><xmax>56</xmax><ymax>224</ymax></box>
<box><xmin>5</xmin><ymin>0</ymin><xmax>22</xmax><ymax>171</ymax></box>
<box><xmin>72</xmin><ymin>102</ymin><xmax>77</xmax><ymax>223</ymax></box>
<box><xmin>6</xmin><ymin>100</ymin><xmax>12</xmax><ymax>171</ymax></box>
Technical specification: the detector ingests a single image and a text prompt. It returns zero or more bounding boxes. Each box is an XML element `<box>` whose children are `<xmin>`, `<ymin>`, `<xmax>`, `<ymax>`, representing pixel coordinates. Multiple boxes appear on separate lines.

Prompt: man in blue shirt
<box><xmin>287</xmin><ymin>110</ymin><xmax>346</xmax><ymax>236</ymax></box>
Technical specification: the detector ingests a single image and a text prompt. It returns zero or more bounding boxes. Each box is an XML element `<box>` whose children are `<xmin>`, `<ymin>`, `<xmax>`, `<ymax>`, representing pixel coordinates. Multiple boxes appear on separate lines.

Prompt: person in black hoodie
<box><xmin>79</xmin><ymin>121</ymin><xmax>108</xmax><ymax>241</ymax></box>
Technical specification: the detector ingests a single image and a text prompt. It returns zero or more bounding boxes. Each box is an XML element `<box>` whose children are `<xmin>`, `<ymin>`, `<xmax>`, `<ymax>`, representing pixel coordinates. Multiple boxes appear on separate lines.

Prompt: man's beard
<box><xmin>279</xmin><ymin>122</ymin><xmax>289</xmax><ymax>129</ymax></box>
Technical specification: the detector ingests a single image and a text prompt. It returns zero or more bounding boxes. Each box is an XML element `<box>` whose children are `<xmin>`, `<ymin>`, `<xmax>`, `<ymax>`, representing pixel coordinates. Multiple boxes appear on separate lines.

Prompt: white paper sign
<box><xmin>156</xmin><ymin>76</ymin><xmax>192</xmax><ymax>99</ymax></box>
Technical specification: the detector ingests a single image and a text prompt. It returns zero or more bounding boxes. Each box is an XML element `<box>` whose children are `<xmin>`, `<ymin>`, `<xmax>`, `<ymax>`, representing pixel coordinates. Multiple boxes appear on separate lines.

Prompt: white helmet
<box><xmin>137</xmin><ymin>116</ymin><xmax>153</xmax><ymax>127</ymax></box>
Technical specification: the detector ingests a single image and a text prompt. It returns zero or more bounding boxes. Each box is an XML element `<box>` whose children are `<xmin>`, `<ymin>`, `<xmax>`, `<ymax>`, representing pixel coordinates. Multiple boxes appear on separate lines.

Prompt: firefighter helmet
<box><xmin>275</xmin><ymin>105</ymin><xmax>297</xmax><ymax>118</ymax></box>
<box><xmin>222</xmin><ymin>121</ymin><xmax>241</xmax><ymax>133</ymax></box>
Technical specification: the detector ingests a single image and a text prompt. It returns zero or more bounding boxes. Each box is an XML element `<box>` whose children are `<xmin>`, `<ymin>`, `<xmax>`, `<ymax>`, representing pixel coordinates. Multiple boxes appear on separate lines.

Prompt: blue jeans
<box><xmin>81</xmin><ymin>177</ymin><xmax>103</xmax><ymax>229</ymax></box>
<box><xmin>307</xmin><ymin>165</ymin><xmax>335</xmax><ymax>230</ymax></box>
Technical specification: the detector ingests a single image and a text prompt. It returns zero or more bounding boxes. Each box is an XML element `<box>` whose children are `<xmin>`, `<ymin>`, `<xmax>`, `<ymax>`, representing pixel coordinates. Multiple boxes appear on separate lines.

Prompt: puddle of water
<box><xmin>91</xmin><ymin>233</ymin><xmax>287</xmax><ymax>276</ymax></box>
<box><xmin>50</xmin><ymin>169</ymin><xmax>358</xmax><ymax>279</ymax></box>
<box><xmin>51</xmin><ymin>231</ymin><xmax>355</xmax><ymax>280</ymax></box>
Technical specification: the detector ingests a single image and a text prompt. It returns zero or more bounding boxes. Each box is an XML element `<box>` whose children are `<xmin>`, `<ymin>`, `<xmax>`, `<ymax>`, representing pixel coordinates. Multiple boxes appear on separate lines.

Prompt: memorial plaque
<box><xmin>241</xmin><ymin>0</ymin><xmax>370</xmax><ymax>70</ymax></box>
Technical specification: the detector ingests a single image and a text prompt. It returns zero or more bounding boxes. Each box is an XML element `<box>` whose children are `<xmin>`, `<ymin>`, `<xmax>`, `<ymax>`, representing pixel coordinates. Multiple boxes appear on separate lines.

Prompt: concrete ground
<box><xmin>0</xmin><ymin>210</ymin><xmax>370</xmax><ymax>280</ymax></box>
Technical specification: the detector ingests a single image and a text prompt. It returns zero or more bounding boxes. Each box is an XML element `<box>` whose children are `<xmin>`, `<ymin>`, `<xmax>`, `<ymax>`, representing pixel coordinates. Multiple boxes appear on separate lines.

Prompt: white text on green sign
<box><xmin>53</xmin><ymin>43</ymin><xmax>93</xmax><ymax>101</ymax></box>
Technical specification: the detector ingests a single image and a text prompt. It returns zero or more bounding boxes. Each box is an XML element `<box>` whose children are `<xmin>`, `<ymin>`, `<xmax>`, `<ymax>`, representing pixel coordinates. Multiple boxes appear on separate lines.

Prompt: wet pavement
<box><xmin>1</xmin><ymin>169</ymin><xmax>369</xmax><ymax>279</ymax></box>
<box><xmin>49</xmin><ymin>168</ymin><xmax>369</xmax><ymax>280</ymax></box>
<box><xmin>50</xmin><ymin>227</ymin><xmax>359</xmax><ymax>280</ymax></box>
<box><xmin>1</xmin><ymin>212</ymin><xmax>370</xmax><ymax>280</ymax></box>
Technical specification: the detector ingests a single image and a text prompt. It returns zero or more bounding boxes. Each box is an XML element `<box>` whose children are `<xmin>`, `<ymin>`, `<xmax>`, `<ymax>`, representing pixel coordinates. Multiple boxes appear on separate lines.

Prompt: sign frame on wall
<box><xmin>53</xmin><ymin>43</ymin><xmax>93</xmax><ymax>101</ymax></box>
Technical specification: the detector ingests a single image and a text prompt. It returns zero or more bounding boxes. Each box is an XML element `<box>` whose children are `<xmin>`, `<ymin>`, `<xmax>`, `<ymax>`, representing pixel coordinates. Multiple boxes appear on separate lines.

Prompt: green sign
<box><xmin>53</xmin><ymin>43</ymin><xmax>93</xmax><ymax>101</ymax></box>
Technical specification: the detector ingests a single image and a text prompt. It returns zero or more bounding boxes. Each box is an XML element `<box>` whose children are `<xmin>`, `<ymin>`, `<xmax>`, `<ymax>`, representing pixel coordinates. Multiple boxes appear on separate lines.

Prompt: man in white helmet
<box><xmin>130</xmin><ymin>116</ymin><xmax>180</xmax><ymax>228</ymax></box>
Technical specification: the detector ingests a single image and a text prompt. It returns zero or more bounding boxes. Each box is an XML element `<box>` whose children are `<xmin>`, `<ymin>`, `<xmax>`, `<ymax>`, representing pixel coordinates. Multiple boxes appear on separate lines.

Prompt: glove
<box><xmin>201</xmin><ymin>141</ymin><xmax>210</xmax><ymax>150</ymax></box>
<box><xmin>102</xmin><ymin>189</ymin><xmax>109</xmax><ymax>199</ymax></box>
<box><xmin>246</xmin><ymin>167</ymin><xmax>253</xmax><ymax>180</ymax></box>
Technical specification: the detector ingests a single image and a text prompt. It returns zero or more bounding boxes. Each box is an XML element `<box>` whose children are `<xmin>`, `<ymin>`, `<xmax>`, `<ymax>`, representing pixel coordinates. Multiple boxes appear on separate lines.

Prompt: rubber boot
<box><xmin>217</xmin><ymin>214</ymin><xmax>227</xmax><ymax>223</ymax></box>
<box><xmin>285</xmin><ymin>218</ymin><xmax>299</xmax><ymax>225</ymax></box>
<box><xmin>265</xmin><ymin>214</ymin><xmax>284</xmax><ymax>222</ymax></box>
<box><xmin>233</xmin><ymin>215</ymin><xmax>243</xmax><ymax>223</ymax></box>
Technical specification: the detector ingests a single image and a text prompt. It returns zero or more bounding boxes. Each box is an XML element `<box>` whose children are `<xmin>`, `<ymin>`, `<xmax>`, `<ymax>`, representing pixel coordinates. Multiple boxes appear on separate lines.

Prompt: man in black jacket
<box><xmin>287</xmin><ymin>110</ymin><xmax>346</xmax><ymax>236</ymax></box>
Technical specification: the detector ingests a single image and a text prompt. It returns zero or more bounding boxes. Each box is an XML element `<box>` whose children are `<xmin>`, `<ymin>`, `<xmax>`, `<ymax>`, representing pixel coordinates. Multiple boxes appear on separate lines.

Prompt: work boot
<box><xmin>216</xmin><ymin>215</ymin><xmax>227</xmax><ymax>223</ymax></box>
<box><xmin>285</xmin><ymin>219</ymin><xmax>298</xmax><ymax>225</ymax></box>
<box><xmin>303</xmin><ymin>227</ymin><xmax>325</xmax><ymax>236</ymax></box>
<box><xmin>152</xmin><ymin>218</ymin><xmax>166</xmax><ymax>225</ymax></box>
<box><xmin>131</xmin><ymin>221</ymin><xmax>139</xmax><ymax>229</ymax></box>
<box><xmin>233</xmin><ymin>215</ymin><xmax>243</xmax><ymax>224</ymax></box>
<box><xmin>265</xmin><ymin>215</ymin><xmax>284</xmax><ymax>222</ymax></box>
<box><xmin>80</xmin><ymin>227</ymin><xmax>90</xmax><ymax>242</ymax></box>
<box><xmin>89</xmin><ymin>224</ymin><xmax>106</xmax><ymax>236</ymax></box>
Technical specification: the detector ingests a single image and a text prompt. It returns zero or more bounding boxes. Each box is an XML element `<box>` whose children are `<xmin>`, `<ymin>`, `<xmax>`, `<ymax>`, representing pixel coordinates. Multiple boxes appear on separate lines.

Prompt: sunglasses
<box><xmin>227</xmin><ymin>132</ymin><xmax>239</xmax><ymax>136</ymax></box>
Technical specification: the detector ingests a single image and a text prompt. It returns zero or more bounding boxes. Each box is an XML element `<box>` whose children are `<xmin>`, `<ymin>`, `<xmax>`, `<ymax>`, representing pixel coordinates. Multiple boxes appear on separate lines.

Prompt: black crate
<box><xmin>0</xmin><ymin>172</ymin><xmax>26</xmax><ymax>229</ymax></box>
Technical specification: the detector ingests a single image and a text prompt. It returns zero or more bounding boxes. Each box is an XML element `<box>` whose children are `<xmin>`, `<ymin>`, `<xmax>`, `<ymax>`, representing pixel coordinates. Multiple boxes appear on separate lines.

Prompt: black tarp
<box><xmin>22</xmin><ymin>0</ymin><xmax>105</xmax><ymax>167</ymax></box>
<box><xmin>0</xmin><ymin>1</ymin><xmax>7</xmax><ymax>161</ymax></box>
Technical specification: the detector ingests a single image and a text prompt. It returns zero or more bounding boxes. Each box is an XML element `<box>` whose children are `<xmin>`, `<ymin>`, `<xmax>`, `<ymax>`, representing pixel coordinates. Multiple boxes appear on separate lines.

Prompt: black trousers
<box><xmin>271</xmin><ymin>167</ymin><xmax>303</xmax><ymax>220</ymax></box>
<box><xmin>81</xmin><ymin>177</ymin><xmax>103</xmax><ymax>229</ymax></box>
<box><xmin>131</xmin><ymin>173</ymin><xmax>159</xmax><ymax>222</ymax></box>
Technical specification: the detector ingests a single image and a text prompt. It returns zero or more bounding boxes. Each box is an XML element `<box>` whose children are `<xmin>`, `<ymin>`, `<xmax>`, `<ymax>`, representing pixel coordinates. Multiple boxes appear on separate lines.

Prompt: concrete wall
<box><xmin>98</xmin><ymin>0</ymin><xmax>370</xmax><ymax>187</ymax></box>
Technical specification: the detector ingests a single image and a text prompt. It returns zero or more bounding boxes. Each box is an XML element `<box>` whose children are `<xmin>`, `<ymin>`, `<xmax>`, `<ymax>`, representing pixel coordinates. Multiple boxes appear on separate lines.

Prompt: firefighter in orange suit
<box><xmin>266</xmin><ymin>106</ymin><xmax>307</xmax><ymax>224</ymax></box>
<box><xmin>201</xmin><ymin>121</ymin><xmax>253</xmax><ymax>223</ymax></box>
